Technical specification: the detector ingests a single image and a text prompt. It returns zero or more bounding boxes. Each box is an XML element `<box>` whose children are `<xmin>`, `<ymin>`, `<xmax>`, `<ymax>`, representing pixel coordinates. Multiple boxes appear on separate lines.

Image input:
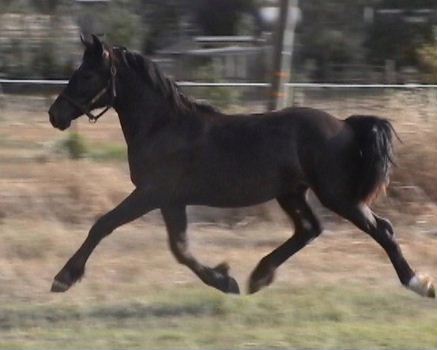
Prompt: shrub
<box><xmin>60</xmin><ymin>132</ymin><xmax>88</xmax><ymax>160</ymax></box>
<box><xmin>32</xmin><ymin>40</ymin><xmax>61</xmax><ymax>79</ymax></box>
<box><xmin>416</xmin><ymin>44</ymin><xmax>437</xmax><ymax>83</ymax></box>
<box><xmin>187</xmin><ymin>63</ymin><xmax>241</xmax><ymax>109</ymax></box>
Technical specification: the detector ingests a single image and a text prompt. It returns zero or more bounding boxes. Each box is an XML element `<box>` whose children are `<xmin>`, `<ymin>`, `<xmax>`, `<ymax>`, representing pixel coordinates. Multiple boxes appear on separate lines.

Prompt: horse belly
<box><xmin>184</xmin><ymin>163</ymin><xmax>295</xmax><ymax>208</ymax></box>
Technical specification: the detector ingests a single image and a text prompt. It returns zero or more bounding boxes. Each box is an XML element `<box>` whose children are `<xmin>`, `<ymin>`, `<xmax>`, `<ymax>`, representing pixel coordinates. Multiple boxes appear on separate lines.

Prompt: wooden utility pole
<box><xmin>267</xmin><ymin>0</ymin><xmax>299</xmax><ymax>111</ymax></box>
<box><xmin>267</xmin><ymin>0</ymin><xmax>288</xmax><ymax>111</ymax></box>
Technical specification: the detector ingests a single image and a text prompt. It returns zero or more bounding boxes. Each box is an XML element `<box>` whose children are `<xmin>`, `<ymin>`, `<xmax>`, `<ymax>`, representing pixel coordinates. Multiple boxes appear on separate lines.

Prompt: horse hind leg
<box><xmin>248</xmin><ymin>190</ymin><xmax>322</xmax><ymax>294</ymax></box>
<box><xmin>321</xmin><ymin>198</ymin><xmax>435</xmax><ymax>298</ymax></box>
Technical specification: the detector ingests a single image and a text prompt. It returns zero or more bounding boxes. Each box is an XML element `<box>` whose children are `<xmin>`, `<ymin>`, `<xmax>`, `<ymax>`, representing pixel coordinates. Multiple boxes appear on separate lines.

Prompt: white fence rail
<box><xmin>1</xmin><ymin>79</ymin><xmax>435</xmax><ymax>110</ymax></box>
<box><xmin>1</xmin><ymin>79</ymin><xmax>436</xmax><ymax>89</ymax></box>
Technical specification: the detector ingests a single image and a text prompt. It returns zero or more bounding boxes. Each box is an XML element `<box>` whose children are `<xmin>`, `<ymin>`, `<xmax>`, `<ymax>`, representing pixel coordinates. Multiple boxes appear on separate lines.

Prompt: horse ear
<box><xmin>80</xmin><ymin>33</ymin><xmax>93</xmax><ymax>47</ymax></box>
<box><xmin>80</xmin><ymin>33</ymin><xmax>103</xmax><ymax>56</ymax></box>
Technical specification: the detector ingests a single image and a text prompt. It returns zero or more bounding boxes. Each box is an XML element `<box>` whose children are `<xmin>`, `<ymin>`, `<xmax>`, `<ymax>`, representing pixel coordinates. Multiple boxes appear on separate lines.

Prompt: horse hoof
<box><xmin>50</xmin><ymin>279</ymin><xmax>70</xmax><ymax>293</ymax></box>
<box><xmin>247</xmin><ymin>268</ymin><xmax>275</xmax><ymax>294</ymax></box>
<box><xmin>51</xmin><ymin>265</ymin><xmax>84</xmax><ymax>293</ymax></box>
<box><xmin>226</xmin><ymin>276</ymin><xmax>240</xmax><ymax>294</ymax></box>
<box><xmin>248</xmin><ymin>281</ymin><xmax>259</xmax><ymax>294</ymax></box>
<box><xmin>408</xmin><ymin>274</ymin><xmax>435</xmax><ymax>298</ymax></box>
<box><xmin>248</xmin><ymin>278</ymin><xmax>266</xmax><ymax>294</ymax></box>
<box><xmin>212</xmin><ymin>263</ymin><xmax>240</xmax><ymax>294</ymax></box>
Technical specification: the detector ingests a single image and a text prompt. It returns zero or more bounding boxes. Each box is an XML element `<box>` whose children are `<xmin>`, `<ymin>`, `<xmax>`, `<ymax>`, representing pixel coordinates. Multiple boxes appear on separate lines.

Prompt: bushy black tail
<box><xmin>345</xmin><ymin>115</ymin><xmax>398</xmax><ymax>203</ymax></box>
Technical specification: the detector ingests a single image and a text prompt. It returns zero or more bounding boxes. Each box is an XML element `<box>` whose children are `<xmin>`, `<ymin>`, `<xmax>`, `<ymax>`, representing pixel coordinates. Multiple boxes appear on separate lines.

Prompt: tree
<box><xmin>137</xmin><ymin>0</ymin><xmax>260</xmax><ymax>54</ymax></box>
<box><xmin>31</xmin><ymin>0</ymin><xmax>59</xmax><ymax>13</ymax></box>
<box><xmin>192</xmin><ymin>0</ymin><xmax>260</xmax><ymax>36</ymax></box>
<box><xmin>364</xmin><ymin>0</ymin><xmax>436</xmax><ymax>67</ymax></box>
<box><xmin>138</xmin><ymin>0</ymin><xmax>184</xmax><ymax>53</ymax></box>
<box><xmin>104</xmin><ymin>0</ymin><xmax>144</xmax><ymax>49</ymax></box>
<box><xmin>296</xmin><ymin>0</ymin><xmax>369</xmax><ymax>79</ymax></box>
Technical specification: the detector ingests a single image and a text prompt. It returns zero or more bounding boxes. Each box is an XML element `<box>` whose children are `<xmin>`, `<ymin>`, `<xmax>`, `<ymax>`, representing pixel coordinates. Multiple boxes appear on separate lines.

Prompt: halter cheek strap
<box><xmin>60</xmin><ymin>61</ymin><xmax>117</xmax><ymax>123</ymax></box>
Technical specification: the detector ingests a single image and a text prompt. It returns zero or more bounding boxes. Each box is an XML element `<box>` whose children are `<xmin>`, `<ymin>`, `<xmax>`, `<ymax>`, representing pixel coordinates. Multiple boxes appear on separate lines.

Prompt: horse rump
<box><xmin>345</xmin><ymin>115</ymin><xmax>398</xmax><ymax>204</ymax></box>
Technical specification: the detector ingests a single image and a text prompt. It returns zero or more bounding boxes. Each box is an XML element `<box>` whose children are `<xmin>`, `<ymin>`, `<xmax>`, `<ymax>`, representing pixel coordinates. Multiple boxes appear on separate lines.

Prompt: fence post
<box><xmin>267</xmin><ymin>0</ymin><xmax>289</xmax><ymax>111</ymax></box>
<box><xmin>267</xmin><ymin>0</ymin><xmax>300</xmax><ymax>111</ymax></box>
<box><xmin>279</xmin><ymin>0</ymin><xmax>299</xmax><ymax>110</ymax></box>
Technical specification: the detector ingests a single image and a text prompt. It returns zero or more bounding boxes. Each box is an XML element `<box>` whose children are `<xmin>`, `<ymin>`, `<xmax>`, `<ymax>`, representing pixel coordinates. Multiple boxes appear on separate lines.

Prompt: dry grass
<box><xmin>0</xmin><ymin>160</ymin><xmax>132</xmax><ymax>223</ymax></box>
<box><xmin>1</xmin><ymin>90</ymin><xmax>436</xmax><ymax>225</ymax></box>
<box><xmin>391</xmin><ymin>119</ymin><xmax>436</xmax><ymax>201</ymax></box>
<box><xmin>0</xmin><ymin>216</ymin><xmax>435</xmax><ymax>349</ymax></box>
<box><xmin>0</xmin><ymin>90</ymin><xmax>436</xmax><ymax>348</ymax></box>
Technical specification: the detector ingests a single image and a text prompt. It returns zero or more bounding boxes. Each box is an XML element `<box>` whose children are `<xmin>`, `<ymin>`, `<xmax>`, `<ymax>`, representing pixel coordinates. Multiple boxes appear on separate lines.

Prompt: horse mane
<box><xmin>118</xmin><ymin>49</ymin><xmax>219</xmax><ymax>114</ymax></box>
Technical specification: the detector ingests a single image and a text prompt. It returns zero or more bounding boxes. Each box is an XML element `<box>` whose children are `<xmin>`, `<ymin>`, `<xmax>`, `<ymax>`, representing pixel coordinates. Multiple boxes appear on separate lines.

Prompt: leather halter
<box><xmin>60</xmin><ymin>61</ymin><xmax>117</xmax><ymax>123</ymax></box>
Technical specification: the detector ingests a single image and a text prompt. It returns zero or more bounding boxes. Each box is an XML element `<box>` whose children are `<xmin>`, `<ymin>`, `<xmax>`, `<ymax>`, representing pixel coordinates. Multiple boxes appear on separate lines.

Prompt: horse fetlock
<box><xmin>213</xmin><ymin>261</ymin><xmax>230</xmax><ymax>275</ymax></box>
<box><xmin>407</xmin><ymin>274</ymin><xmax>435</xmax><ymax>298</ymax></box>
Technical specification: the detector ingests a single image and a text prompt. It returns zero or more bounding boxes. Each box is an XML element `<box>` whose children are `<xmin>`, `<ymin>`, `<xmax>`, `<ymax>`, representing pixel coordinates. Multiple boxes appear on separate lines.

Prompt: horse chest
<box><xmin>126</xmin><ymin>143</ymin><xmax>196</xmax><ymax>189</ymax></box>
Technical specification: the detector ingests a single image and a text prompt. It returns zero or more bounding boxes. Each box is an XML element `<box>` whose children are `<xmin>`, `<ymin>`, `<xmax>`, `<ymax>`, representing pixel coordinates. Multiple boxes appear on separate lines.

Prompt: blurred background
<box><xmin>0</xmin><ymin>0</ymin><xmax>436</xmax><ymax>83</ymax></box>
<box><xmin>0</xmin><ymin>0</ymin><xmax>436</xmax><ymax>349</ymax></box>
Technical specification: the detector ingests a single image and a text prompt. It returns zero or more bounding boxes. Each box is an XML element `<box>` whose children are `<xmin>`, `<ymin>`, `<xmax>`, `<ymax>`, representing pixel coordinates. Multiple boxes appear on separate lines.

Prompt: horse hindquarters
<box><xmin>306</xmin><ymin>115</ymin><xmax>395</xmax><ymax>207</ymax></box>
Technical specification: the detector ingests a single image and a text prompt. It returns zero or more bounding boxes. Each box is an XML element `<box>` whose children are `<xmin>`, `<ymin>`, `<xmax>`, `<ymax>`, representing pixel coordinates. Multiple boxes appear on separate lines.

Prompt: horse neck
<box><xmin>113</xmin><ymin>70</ymin><xmax>174</xmax><ymax>145</ymax></box>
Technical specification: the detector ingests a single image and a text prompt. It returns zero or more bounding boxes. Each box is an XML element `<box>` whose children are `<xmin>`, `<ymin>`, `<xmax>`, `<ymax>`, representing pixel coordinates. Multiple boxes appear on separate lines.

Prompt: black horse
<box><xmin>48</xmin><ymin>34</ymin><xmax>434</xmax><ymax>298</ymax></box>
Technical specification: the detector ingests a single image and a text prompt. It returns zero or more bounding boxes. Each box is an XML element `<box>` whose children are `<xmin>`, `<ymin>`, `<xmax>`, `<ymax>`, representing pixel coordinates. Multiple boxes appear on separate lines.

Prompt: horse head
<box><xmin>48</xmin><ymin>34</ymin><xmax>116</xmax><ymax>130</ymax></box>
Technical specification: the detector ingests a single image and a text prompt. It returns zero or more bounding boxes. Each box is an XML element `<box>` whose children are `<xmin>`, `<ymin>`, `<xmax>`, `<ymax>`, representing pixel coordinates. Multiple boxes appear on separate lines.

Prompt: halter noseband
<box><xmin>60</xmin><ymin>60</ymin><xmax>117</xmax><ymax>123</ymax></box>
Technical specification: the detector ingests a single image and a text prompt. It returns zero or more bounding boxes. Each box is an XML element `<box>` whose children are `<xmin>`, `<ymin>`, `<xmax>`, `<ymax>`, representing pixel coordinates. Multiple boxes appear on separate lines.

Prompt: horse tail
<box><xmin>345</xmin><ymin>115</ymin><xmax>398</xmax><ymax>204</ymax></box>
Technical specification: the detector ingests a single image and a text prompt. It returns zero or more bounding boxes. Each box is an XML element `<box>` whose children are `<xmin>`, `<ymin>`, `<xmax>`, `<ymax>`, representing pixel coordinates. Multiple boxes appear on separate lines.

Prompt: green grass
<box><xmin>1</xmin><ymin>284</ymin><xmax>435</xmax><ymax>349</ymax></box>
<box><xmin>53</xmin><ymin>133</ymin><xmax>126</xmax><ymax>161</ymax></box>
<box><xmin>88</xmin><ymin>143</ymin><xmax>127</xmax><ymax>161</ymax></box>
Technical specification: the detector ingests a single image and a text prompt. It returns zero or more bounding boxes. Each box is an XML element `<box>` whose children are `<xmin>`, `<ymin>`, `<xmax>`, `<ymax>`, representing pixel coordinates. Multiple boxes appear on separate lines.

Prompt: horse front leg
<box><xmin>51</xmin><ymin>188</ymin><xmax>157</xmax><ymax>292</ymax></box>
<box><xmin>161</xmin><ymin>205</ymin><xmax>240</xmax><ymax>294</ymax></box>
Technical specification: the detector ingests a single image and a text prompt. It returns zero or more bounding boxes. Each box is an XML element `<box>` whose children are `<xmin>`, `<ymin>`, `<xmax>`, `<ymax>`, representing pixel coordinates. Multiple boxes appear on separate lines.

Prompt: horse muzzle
<box><xmin>48</xmin><ymin>101</ymin><xmax>74</xmax><ymax>130</ymax></box>
<box><xmin>49</xmin><ymin>109</ymin><xmax>72</xmax><ymax>130</ymax></box>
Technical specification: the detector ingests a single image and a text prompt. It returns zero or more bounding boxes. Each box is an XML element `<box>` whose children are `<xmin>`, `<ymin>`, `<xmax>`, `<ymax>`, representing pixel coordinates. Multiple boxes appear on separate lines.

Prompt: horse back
<box><xmin>184</xmin><ymin>107</ymin><xmax>354</xmax><ymax>205</ymax></box>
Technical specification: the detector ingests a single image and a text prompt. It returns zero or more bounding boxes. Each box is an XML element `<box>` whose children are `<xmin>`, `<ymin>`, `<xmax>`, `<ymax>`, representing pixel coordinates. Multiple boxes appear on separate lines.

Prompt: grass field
<box><xmin>1</xmin><ymin>285</ymin><xmax>435</xmax><ymax>349</ymax></box>
<box><xmin>0</xmin><ymin>90</ymin><xmax>436</xmax><ymax>348</ymax></box>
